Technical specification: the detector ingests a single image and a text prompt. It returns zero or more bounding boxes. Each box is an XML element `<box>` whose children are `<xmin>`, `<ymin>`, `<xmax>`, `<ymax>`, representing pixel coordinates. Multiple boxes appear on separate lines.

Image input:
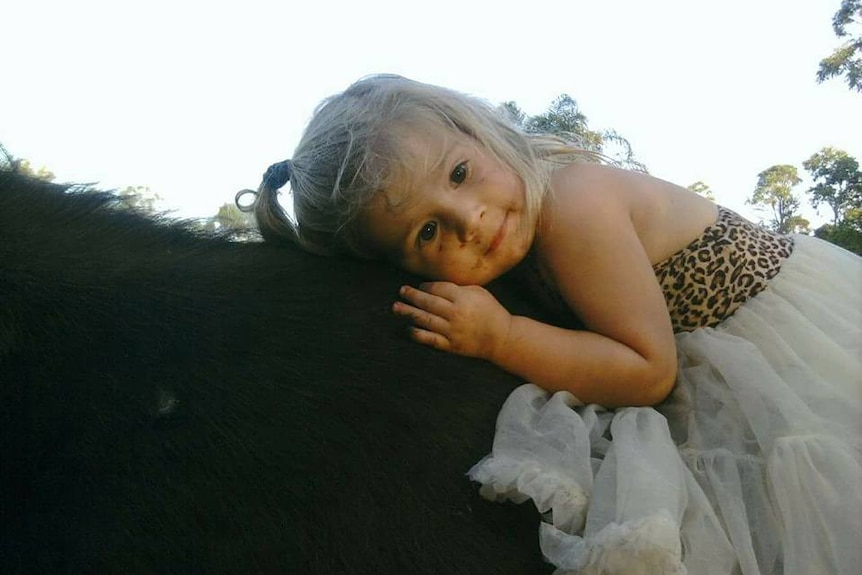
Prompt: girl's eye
<box><xmin>450</xmin><ymin>162</ymin><xmax>468</xmax><ymax>185</ymax></box>
<box><xmin>419</xmin><ymin>221</ymin><xmax>437</xmax><ymax>243</ymax></box>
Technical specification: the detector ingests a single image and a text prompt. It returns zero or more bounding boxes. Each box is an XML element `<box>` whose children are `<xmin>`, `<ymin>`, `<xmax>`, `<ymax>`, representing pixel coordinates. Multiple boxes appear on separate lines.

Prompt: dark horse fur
<box><xmin>0</xmin><ymin>168</ymin><xmax>553</xmax><ymax>574</ymax></box>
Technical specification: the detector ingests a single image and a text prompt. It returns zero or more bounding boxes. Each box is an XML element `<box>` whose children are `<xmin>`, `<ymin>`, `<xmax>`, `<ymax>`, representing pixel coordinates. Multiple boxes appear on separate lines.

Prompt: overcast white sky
<box><xmin>3</xmin><ymin>0</ymin><xmax>860</xmax><ymax>226</ymax></box>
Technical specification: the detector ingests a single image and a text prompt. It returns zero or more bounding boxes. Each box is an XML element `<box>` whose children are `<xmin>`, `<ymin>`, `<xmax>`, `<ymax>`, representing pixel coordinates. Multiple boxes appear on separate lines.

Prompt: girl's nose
<box><xmin>447</xmin><ymin>201</ymin><xmax>485</xmax><ymax>243</ymax></box>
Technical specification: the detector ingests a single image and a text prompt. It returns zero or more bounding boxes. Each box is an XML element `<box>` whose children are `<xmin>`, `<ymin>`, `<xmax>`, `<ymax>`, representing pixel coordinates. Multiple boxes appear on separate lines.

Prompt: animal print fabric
<box><xmin>514</xmin><ymin>207</ymin><xmax>794</xmax><ymax>333</ymax></box>
<box><xmin>653</xmin><ymin>207</ymin><xmax>794</xmax><ymax>332</ymax></box>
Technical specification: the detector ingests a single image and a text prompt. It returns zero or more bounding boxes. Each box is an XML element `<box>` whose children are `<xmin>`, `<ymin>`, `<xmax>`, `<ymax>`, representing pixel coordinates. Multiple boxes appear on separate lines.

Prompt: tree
<box><xmin>15</xmin><ymin>159</ymin><xmax>56</xmax><ymax>182</ymax></box>
<box><xmin>784</xmin><ymin>214</ymin><xmax>812</xmax><ymax>235</ymax></box>
<box><xmin>817</xmin><ymin>0</ymin><xmax>862</xmax><ymax>92</ymax></box>
<box><xmin>687</xmin><ymin>181</ymin><xmax>716</xmax><ymax>201</ymax></box>
<box><xmin>803</xmin><ymin>147</ymin><xmax>862</xmax><ymax>254</ymax></box>
<box><xmin>747</xmin><ymin>165</ymin><xmax>810</xmax><ymax>234</ymax></box>
<box><xmin>504</xmin><ymin>94</ymin><xmax>646</xmax><ymax>172</ymax></box>
<box><xmin>199</xmin><ymin>202</ymin><xmax>258</xmax><ymax>240</ymax></box>
<box><xmin>498</xmin><ymin>101</ymin><xmax>526</xmax><ymax>126</ymax></box>
<box><xmin>598</xmin><ymin>129</ymin><xmax>647</xmax><ymax>174</ymax></box>
<box><xmin>117</xmin><ymin>185</ymin><xmax>162</xmax><ymax>215</ymax></box>
<box><xmin>1</xmin><ymin>143</ymin><xmax>56</xmax><ymax>182</ymax></box>
<box><xmin>523</xmin><ymin>95</ymin><xmax>602</xmax><ymax>149</ymax></box>
<box><xmin>802</xmin><ymin>147</ymin><xmax>862</xmax><ymax>224</ymax></box>
<box><xmin>814</xmin><ymin>219</ymin><xmax>862</xmax><ymax>254</ymax></box>
<box><xmin>1</xmin><ymin>145</ymin><xmax>165</xmax><ymax>216</ymax></box>
<box><xmin>212</xmin><ymin>202</ymin><xmax>255</xmax><ymax>230</ymax></box>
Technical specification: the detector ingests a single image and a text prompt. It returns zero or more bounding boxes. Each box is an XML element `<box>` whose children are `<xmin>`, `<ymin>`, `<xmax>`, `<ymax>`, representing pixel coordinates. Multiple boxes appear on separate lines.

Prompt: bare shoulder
<box><xmin>534</xmin><ymin>163</ymin><xmax>678</xmax><ymax>379</ymax></box>
<box><xmin>538</xmin><ymin>164</ymin><xmax>638</xmax><ymax>270</ymax></box>
<box><xmin>546</xmin><ymin>162</ymin><xmax>718</xmax><ymax>264</ymax></box>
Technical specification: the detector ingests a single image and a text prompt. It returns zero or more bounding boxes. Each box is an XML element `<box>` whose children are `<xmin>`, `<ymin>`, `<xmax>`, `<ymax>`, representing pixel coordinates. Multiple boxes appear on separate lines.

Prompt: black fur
<box><xmin>0</xmin><ymin>169</ymin><xmax>551</xmax><ymax>574</ymax></box>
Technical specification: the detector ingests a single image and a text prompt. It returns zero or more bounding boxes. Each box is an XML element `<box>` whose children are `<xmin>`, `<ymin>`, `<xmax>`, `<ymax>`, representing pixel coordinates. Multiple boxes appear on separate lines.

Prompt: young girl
<box><xmin>241</xmin><ymin>75</ymin><xmax>861</xmax><ymax>573</ymax></box>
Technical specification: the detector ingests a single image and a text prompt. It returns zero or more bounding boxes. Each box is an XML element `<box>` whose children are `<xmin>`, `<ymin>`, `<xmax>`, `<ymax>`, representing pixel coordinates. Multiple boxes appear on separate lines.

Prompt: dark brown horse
<box><xmin>0</xmin><ymin>165</ymin><xmax>551</xmax><ymax>574</ymax></box>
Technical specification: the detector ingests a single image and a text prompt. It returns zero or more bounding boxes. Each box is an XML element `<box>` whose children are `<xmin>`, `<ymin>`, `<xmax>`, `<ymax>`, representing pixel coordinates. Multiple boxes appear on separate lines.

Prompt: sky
<box><xmin>3</xmin><ymin>0</ymin><xmax>860</xmax><ymax>227</ymax></box>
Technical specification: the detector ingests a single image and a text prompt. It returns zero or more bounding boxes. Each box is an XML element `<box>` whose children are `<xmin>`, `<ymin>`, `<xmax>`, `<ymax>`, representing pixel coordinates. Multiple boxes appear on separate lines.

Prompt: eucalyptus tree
<box><xmin>687</xmin><ymin>181</ymin><xmax>716</xmax><ymax>201</ymax></box>
<box><xmin>500</xmin><ymin>94</ymin><xmax>646</xmax><ymax>172</ymax></box>
<box><xmin>803</xmin><ymin>147</ymin><xmax>862</xmax><ymax>253</ymax></box>
<box><xmin>747</xmin><ymin>165</ymin><xmax>809</xmax><ymax>234</ymax></box>
<box><xmin>1</xmin><ymin>143</ymin><xmax>55</xmax><ymax>182</ymax></box>
<box><xmin>802</xmin><ymin>147</ymin><xmax>862</xmax><ymax>225</ymax></box>
<box><xmin>817</xmin><ymin>0</ymin><xmax>862</xmax><ymax>92</ymax></box>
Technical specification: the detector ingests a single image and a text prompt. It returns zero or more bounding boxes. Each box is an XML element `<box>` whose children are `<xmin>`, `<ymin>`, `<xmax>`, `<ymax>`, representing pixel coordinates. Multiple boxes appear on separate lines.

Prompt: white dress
<box><xmin>469</xmin><ymin>209</ymin><xmax>862</xmax><ymax>575</ymax></box>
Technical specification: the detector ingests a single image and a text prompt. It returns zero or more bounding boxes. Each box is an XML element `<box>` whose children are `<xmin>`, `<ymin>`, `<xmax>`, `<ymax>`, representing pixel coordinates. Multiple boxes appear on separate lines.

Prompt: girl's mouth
<box><xmin>486</xmin><ymin>214</ymin><xmax>508</xmax><ymax>254</ymax></box>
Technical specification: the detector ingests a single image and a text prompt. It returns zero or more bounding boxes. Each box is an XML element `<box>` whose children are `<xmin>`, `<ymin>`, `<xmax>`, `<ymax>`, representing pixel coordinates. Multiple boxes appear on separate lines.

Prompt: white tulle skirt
<box><xmin>469</xmin><ymin>235</ymin><xmax>862</xmax><ymax>575</ymax></box>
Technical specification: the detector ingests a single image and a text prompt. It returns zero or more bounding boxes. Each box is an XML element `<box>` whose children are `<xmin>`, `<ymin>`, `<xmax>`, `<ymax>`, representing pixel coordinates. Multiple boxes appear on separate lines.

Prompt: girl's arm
<box><xmin>395</xmin><ymin>280</ymin><xmax>676</xmax><ymax>408</ymax></box>
<box><xmin>393</xmin><ymin>166</ymin><xmax>679</xmax><ymax>408</ymax></box>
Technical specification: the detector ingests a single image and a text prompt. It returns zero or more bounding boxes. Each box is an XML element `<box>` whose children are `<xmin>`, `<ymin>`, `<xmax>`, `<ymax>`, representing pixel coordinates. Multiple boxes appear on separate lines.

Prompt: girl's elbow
<box><xmin>639</xmin><ymin>353</ymin><xmax>678</xmax><ymax>406</ymax></box>
<box><xmin>644</xmin><ymin>367</ymin><xmax>677</xmax><ymax>406</ymax></box>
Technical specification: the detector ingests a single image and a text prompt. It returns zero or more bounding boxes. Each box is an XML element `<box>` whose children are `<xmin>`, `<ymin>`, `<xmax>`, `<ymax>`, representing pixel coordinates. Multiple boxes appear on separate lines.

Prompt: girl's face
<box><xmin>360</xmin><ymin>129</ymin><xmax>536</xmax><ymax>285</ymax></box>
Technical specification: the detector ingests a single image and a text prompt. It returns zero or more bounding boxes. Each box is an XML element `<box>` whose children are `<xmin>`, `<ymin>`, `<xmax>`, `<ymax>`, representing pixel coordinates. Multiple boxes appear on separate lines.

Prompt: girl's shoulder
<box><xmin>545</xmin><ymin>162</ymin><xmax>718</xmax><ymax>265</ymax></box>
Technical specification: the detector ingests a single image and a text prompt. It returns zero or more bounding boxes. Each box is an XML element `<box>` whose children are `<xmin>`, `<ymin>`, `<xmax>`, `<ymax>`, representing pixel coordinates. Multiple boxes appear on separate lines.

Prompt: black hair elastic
<box><xmin>262</xmin><ymin>159</ymin><xmax>293</xmax><ymax>190</ymax></box>
<box><xmin>235</xmin><ymin>159</ymin><xmax>293</xmax><ymax>213</ymax></box>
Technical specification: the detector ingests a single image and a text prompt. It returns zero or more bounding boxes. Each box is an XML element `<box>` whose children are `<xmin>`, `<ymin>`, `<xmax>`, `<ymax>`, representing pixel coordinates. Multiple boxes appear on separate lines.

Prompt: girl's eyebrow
<box><xmin>423</xmin><ymin>138</ymin><xmax>462</xmax><ymax>181</ymax></box>
<box><xmin>401</xmin><ymin>213</ymin><xmax>419</xmax><ymax>254</ymax></box>
<box><xmin>388</xmin><ymin>138</ymin><xmax>469</xmax><ymax>256</ymax></box>
<box><xmin>380</xmin><ymin>198</ymin><xmax>420</xmax><ymax>258</ymax></box>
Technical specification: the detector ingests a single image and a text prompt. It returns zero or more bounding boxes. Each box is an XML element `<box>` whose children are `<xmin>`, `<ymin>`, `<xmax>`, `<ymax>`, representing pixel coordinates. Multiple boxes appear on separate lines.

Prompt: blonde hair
<box><xmin>248</xmin><ymin>74</ymin><xmax>598</xmax><ymax>257</ymax></box>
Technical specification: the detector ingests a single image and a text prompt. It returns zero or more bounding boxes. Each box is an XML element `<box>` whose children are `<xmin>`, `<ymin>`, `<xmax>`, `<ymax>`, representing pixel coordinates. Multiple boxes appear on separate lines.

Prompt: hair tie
<box><xmin>263</xmin><ymin>159</ymin><xmax>293</xmax><ymax>190</ymax></box>
<box><xmin>234</xmin><ymin>189</ymin><xmax>257</xmax><ymax>213</ymax></box>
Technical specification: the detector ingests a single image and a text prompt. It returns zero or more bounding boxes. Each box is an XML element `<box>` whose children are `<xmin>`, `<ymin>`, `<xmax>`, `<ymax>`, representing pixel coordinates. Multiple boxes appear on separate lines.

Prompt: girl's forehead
<box><xmin>400</xmin><ymin>128</ymin><xmax>455</xmax><ymax>170</ymax></box>
<box><xmin>384</xmin><ymin>127</ymin><xmax>477</xmax><ymax>207</ymax></box>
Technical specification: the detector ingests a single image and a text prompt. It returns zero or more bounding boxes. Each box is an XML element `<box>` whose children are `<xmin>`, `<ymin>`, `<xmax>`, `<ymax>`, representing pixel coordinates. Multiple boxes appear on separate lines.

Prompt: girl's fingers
<box><xmin>399</xmin><ymin>285</ymin><xmax>453</xmax><ymax>315</ymax></box>
<box><xmin>391</xmin><ymin>297</ymin><xmax>452</xmax><ymax>349</ymax></box>
<box><xmin>408</xmin><ymin>326</ymin><xmax>450</xmax><ymax>351</ymax></box>
<box><xmin>417</xmin><ymin>281</ymin><xmax>460</xmax><ymax>298</ymax></box>
<box><xmin>392</xmin><ymin>301</ymin><xmax>449</xmax><ymax>334</ymax></box>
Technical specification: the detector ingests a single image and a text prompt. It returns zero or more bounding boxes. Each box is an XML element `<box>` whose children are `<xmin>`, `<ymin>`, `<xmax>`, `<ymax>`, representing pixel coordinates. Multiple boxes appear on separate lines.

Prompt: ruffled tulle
<box><xmin>468</xmin><ymin>236</ymin><xmax>862</xmax><ymax>574</ymax></box>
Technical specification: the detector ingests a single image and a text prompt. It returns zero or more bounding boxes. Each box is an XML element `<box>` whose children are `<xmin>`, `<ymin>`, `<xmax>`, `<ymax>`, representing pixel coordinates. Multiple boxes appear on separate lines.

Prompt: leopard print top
<box><xmin>514</xmin><ymin>207</ymin><xmax>795</xmax><ymax>333</ymax></box>
<box><xmin>653</xmin><ymin>207</ymin><xmax>794</xmax><ymax>331</ymax></box>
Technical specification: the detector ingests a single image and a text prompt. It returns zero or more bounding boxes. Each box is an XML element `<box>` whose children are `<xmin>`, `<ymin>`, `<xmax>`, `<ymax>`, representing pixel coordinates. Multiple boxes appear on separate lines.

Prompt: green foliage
<box><xmin>801</xmin><ymin>147</ymin><xmax>862</xmax><ymax>253</ymax></box>
<box><xmin>1</xmin><ymin>145</ymin><xmax>164</xmax><ymax>217</ymax></box>
<box><xmin>523</xmin><ymin>95</ymin><xmax>600</xmax><ymax>146</ymax></box>
<box><xmin>817</xmin><ymin>0</ymin><xmax>862</xmax><ymax>92</ymax></box>
<box><xmin>598</xmin><ymin>129</ymin><xmax>647</xmax><ymax>174</ymax></box>
<box><xmin>687</xmin><ymin>181</ymin><xmax>716</xmax><ymax>201</ymax></box>
<box><xmin>747</xmin><ymin>165</ymin><xmax>810</xmax><ymax>234</ymax></box>
<box><xmin>784</xmin><ymin>215</ymin><xmax>812</xmax><ymax>235</ymax></box>
<box><xmin>0</xmin><ymin>144</ymin><xmax>53</xmax><ymax>180</ymax></box>
<box><xmin>751</xmin><ymin>148</ymin><xmax>862</xmax><ymax>252</ymax></box>
<box><xmin>802</xmin><ymin>147</ymin><xmax>862</xmax><ymax>224</ymax></box>
<box><xmin>815</xmin><ymin>219</ymin><xmax>862</xmax><ymax>254</ymax></box>
<box><xmin>12</xmin><ymin>158</ymin><xmax>56</xmax><ymax>182</ymax></box>
<box><xmin>501</xmin><ymin>95</ymin><xmax>646</xmax><ymax>172</ymax></box>
<box><xmin>198</xmin><ymin>202</ymin><xmax>258</xmax><ymax>240</ymax></box>
<box><xmin>833</xmin><ymin>0</ymin><xmax>862</xmax><ymax>35</ymax></box>
<box><xmin>499</xmin><ymin>101</ymin><xmax>526</xmax><ymax>126</ymax></box>
<box><xmin>213</xmin><ymin>202</ymin><xmax>255</xmax><ymax>230</ymax></box>
<box><xmin>117</xmin><ymin>185</ymin><xmax>162</xmax><ymax>214</ymax></box>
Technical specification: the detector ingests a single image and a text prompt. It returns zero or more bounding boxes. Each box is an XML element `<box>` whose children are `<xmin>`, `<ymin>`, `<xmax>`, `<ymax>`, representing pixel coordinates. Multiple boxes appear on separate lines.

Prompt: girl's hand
<box><xmin>393</xmin><ymin>282</ymin><xmax>512</xmax><ymax>360</ymax></box>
